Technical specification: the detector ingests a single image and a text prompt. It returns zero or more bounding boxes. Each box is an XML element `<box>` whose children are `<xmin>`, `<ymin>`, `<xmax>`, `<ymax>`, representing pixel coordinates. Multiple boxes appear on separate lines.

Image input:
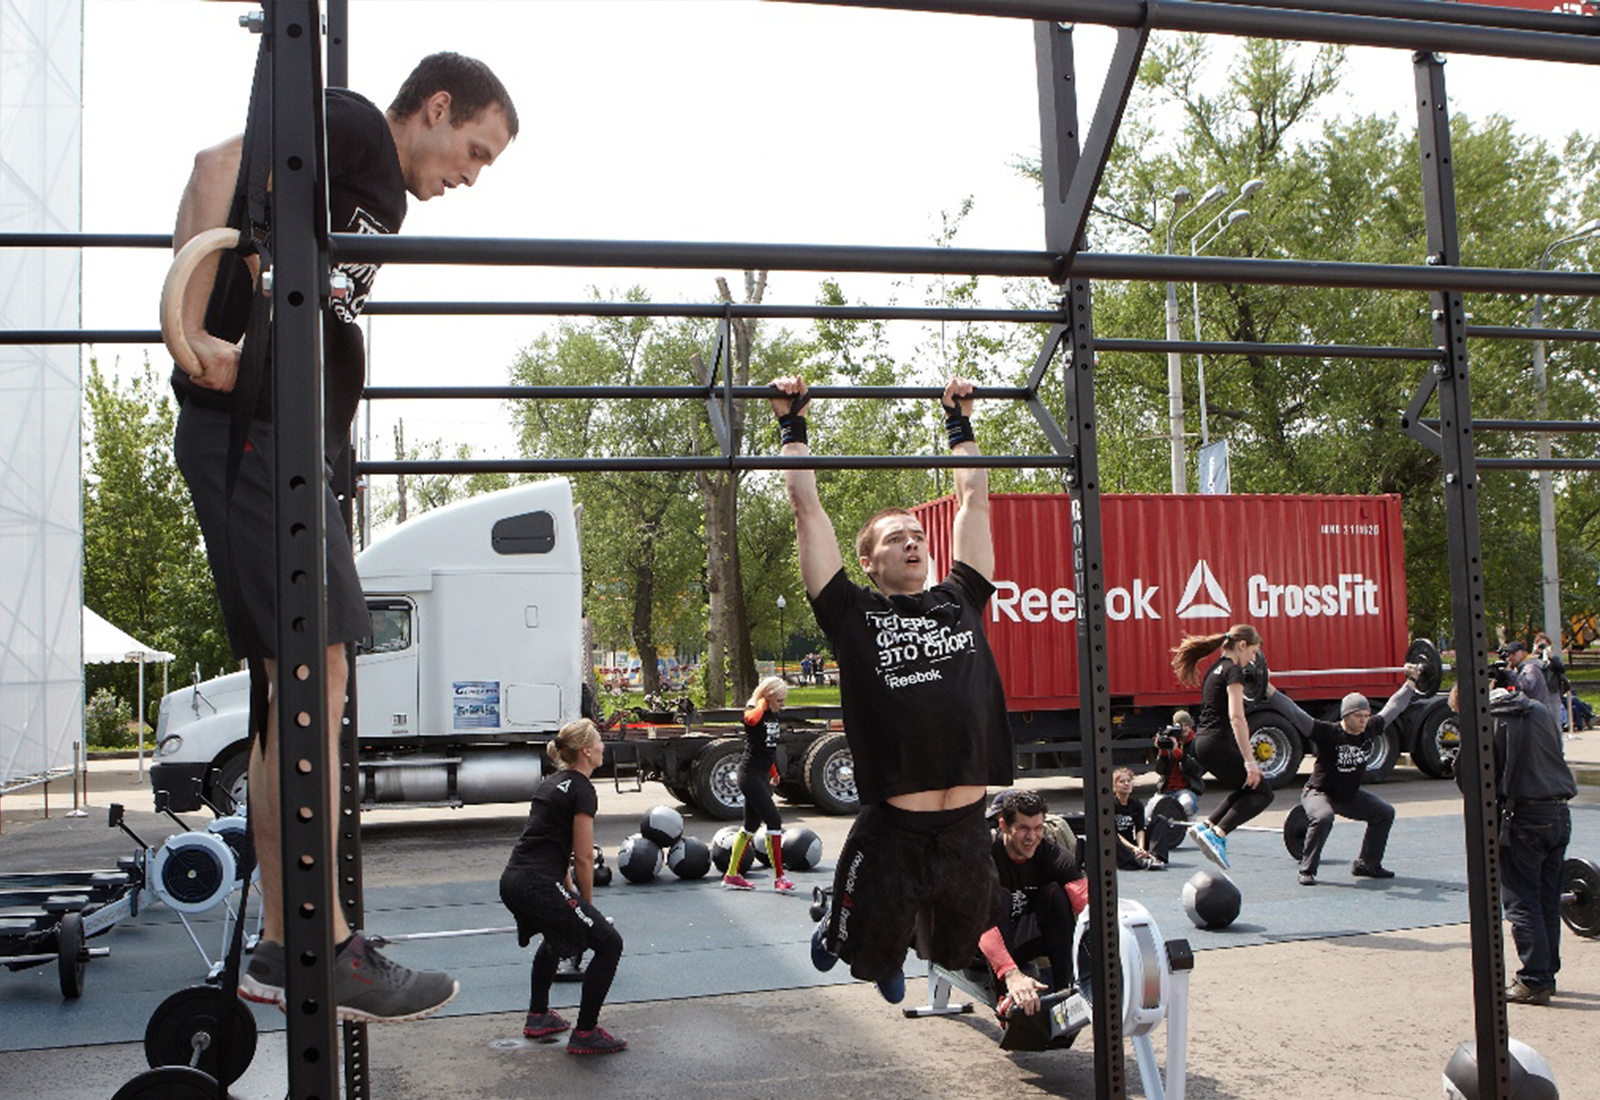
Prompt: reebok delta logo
<box><xmin>1174</xmin><ymin>561</ymin><xmax>1231</xmax><ymax>620</ymax></box>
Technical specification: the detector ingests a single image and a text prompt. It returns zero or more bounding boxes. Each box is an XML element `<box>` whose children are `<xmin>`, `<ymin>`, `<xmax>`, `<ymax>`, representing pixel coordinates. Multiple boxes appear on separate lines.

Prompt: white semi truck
<box><xmin>149</xmin><ymin>480</ymin><xmax>859</xmax><ymax>820</ymax></box>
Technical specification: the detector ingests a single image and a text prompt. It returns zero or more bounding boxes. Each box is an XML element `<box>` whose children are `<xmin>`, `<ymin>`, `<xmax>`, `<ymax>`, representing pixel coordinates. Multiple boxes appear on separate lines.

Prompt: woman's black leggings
<box><xmin>1194</xmin><ymin>729</ymin><xmax>1274</xmax><ymax>834</ymax></box>
<box><xmin>738</xmin><ymin>762</ymin><xmax>783</xmax><ymax>834</ymax></box>
<box><xmin>530</xmin><ymin>918</ymin><xmax>624</xmax><ymax>1032</ymax></box>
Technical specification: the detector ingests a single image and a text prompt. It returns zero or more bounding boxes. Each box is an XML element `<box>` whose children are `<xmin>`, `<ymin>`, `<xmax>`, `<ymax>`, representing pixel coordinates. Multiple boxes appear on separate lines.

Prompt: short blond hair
<box><xmin>746</xmin><ymin>676</ymin><xmax>788</xmax><ymax>710</ymax></box>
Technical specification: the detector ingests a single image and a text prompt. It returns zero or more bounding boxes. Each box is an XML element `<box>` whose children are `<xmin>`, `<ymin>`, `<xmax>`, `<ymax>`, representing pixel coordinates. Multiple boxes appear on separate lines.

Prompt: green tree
<box><xmin>82</xmin><ymin>359</ymin><xmax>231</xmax><ymax>725</ymax></box>
<box><xmin>507</xmin><ymin>292</ymin><xmax>705</xmax><ymax>698</ymax></box>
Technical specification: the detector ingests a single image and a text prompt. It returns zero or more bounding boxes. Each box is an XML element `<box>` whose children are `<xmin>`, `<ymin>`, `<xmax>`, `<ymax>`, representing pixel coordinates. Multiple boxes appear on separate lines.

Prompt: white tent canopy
<box><xmin>83</xmin><ymin>607</ymin><xmax>174</xmax><ymax>777</ymax></box>
<box><xmin>83</xmin><ymin>607</ymin><xmax>174</xmax><ymax>665</ymax></box>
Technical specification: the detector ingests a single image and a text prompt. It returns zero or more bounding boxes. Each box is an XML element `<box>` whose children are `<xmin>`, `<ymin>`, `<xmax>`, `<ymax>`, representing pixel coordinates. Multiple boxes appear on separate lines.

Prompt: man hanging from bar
<box><xmin>770</xmin><ymin>374</ymin><xmax>1014</xmax><ymax>1004</ymax></box>
<box><xmin>166</xmin><ymin>53</ymin><xmax>517</xmax><ymax>1023</ymax></box>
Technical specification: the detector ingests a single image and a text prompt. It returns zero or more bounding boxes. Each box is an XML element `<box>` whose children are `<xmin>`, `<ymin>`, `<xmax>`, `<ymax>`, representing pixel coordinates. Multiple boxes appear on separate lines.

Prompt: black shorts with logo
<box><xmin>499</xmin><ymin>871</ymin><xmax>611</xmax><ymax>959</ymax></box>
<box><xmin>175</xmin><ymin>401</ymin><xmax>369</xmax><ymax>658</ymax></box>
<box><xmin>822</xmin><ymin>798</ymin><xmax>997</xmax><ymax>982</ymax></box>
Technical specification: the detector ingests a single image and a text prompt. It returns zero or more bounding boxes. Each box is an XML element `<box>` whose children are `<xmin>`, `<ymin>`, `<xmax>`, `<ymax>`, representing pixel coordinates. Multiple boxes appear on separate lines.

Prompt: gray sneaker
<box><xmin>332</xmin><ymin>932</ymin><xmax>459</xmax><ymax>1023</ymax></box>
<box><xmin>239</xmin><ymin>939</ymin><xmax>285</xmax><ymax>1007</ymax></box>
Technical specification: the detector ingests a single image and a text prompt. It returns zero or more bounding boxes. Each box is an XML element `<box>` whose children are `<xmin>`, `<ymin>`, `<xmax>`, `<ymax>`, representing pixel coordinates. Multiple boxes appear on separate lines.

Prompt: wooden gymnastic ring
<box><xmin>159</xmin><ymin>227</ymin><xmax>241</xmax><ymax>382</ymax></box>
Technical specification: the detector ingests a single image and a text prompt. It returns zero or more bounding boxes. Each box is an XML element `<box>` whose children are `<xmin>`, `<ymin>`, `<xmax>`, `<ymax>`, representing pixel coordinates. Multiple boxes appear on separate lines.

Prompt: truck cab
<box><xmin>151</xmin><ymin>480</ymin><xmax>585</xmax><ymax>813</ymax></box>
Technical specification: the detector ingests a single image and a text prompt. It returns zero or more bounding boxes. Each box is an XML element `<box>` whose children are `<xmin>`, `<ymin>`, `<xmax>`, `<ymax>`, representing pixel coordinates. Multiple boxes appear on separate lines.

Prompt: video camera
<box><xmin>1487</xmin><ymin>659</ymin><xmax>1515</xmax><ymax>691</ymax></box>
<box><xmin>1153</xmin><ymin>724</ymin><xmax>1185</xmax><ymax>752</ymax></box>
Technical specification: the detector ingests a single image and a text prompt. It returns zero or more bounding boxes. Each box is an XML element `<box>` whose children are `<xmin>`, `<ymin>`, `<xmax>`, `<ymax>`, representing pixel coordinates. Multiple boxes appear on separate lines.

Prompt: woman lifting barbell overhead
<box><xmin>499</xmin><ymin>720</ymin><xmax>627</xmax><ymax>1054</ymax></box>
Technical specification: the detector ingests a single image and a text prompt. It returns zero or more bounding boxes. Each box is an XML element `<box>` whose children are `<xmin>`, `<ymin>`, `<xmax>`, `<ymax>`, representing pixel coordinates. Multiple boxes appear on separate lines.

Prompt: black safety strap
<box><xmin>211</xmin><ymin>29</ymin><xmax>275</xmax><ymax>1100</ymax></box>
<box><xmin>222</xmin><ymin>27</ymin><xmax>276</xmax><ymax>756</ymax></box>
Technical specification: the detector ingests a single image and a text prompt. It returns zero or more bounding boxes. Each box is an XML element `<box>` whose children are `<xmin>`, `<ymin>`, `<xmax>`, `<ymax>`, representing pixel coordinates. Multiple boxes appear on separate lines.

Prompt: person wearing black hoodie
<box><xmin>1449</xmin><ymin>679</ymin><xmax>1578</xmax><ymax>1005</ymax></box>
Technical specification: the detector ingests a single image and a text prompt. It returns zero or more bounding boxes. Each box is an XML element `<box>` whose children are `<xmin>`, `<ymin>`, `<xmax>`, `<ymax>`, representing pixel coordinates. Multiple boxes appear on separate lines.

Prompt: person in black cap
<box><xmin>1503</xmin><ymin>641</ymin><xmax>1554</xmax><ymax>715</ymax></box>
<box><xmin>1295</xmin><ymin>666</ymin><xmax>1420</xmax><ymax>885</ymax></box>
<box><xmin>1449</xmin><ymin>679</ymin><xmax>1578</xmax><ymax>1004</ymax></box>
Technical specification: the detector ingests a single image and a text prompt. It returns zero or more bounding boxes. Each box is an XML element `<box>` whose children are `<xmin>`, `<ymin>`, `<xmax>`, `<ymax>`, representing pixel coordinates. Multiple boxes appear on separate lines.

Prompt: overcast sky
<box><xmin>80</xmin><ymin>1</ymin><xmax>1600</xmax><ymax>462</ymax></box>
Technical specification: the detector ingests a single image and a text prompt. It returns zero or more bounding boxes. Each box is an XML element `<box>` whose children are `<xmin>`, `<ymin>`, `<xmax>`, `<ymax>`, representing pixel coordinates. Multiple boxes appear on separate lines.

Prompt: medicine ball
<box><xmin>667</xmin><ymin>836</ymin><xmax>712</xmax><ymax>880</ymax></box>
<box><xmin>710</xmin><ymin>825</ymin><xmax>755</xmax><ymax>875</ymax></box>
<box><xmin>640</xmin><ymin>805</ymin><xmax>685</xmax><ymax>849</ymax></box>
<box><xmin>780</xmin><ymin>826</ymin><xmax>824</xmax><ymax>872</ymax></box>
<box><xmin>617</xmin><ymin>833</ymin><xmax>663</xmax><ymax>884</ymax></box>
<box><xmin>1182</xmin><ymin>870</ymin><xmax>1241</xmax><ymax>930</ymax></box>
<box><xmin>1443</xmin><ymin>1038</ymin><xmax>1559</xmax><ymax>1100</ymax></box>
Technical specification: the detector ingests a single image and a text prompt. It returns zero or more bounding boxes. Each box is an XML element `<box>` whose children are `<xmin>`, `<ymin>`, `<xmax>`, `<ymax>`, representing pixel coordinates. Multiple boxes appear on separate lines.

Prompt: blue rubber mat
<box><xmin>2</xmin><ymin>803</ymin><xmax>1594</xmax><ymax>1052</ymax></box>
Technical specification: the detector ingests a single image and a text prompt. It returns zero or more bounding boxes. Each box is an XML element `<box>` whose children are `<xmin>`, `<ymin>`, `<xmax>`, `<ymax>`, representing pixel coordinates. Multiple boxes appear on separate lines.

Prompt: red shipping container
<box><xmin>914</xmin><ymin>494</ymin><xmax>1409</xmax><ymax>715</ymax></box>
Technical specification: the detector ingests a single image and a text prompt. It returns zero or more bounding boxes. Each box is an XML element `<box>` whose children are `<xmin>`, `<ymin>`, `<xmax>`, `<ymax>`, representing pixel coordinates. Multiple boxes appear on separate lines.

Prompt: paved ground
<box><xmin>3</xmin><ymin>738</ymin><xmax>1599</xmax><ymax>1099</ymax></box>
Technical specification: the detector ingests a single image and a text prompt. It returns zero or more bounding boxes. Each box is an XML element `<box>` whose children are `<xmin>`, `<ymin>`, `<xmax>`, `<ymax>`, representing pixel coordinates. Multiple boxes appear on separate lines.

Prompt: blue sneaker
<box><xmin>875</xmin><ymin>971</ymin><xmax>905</xmax><ymax>1004</ymax></box>
<box><xmin>1194</xmin><ymin>822</ymin><xmax>1230</xmax><ymax>871</ymax></box>
<box><xmin>810</xmin><ymin>922</ymin><xmax>838</xmax><ymax>973</ymax></box>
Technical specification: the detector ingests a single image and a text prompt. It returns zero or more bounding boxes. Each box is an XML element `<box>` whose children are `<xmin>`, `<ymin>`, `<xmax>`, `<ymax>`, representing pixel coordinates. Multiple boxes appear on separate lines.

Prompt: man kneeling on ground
<box><xmin>977</xmin><ymin>790</ymin><xmax>1087</xmax><ymax>1016</ymax></box>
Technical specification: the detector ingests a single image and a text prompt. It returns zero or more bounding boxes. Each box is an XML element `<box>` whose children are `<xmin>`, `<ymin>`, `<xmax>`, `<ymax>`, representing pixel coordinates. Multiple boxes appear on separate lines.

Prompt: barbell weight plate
<box><xmin>145</xmin><ymin>984</ymin><xmax>258</xmax><ymax>1086</ymax></box>
<box><xmin>1150</xmin><ymin>795</ymin><xmax>1190</xmax><ymax>850</ymax></box>
<box><xmin>1240</xmin><ymin>651</ymin><xmax>1270</xmax><ymax>704</ymax></box>
<box><xmin>1283</xmin><ymin>803</ymin><xmax>1310</xmax><ymax>861</ymax></box>
<box><xmin>1405</xmin><ymin>638</ymin><xmax>1443</xmax><ymax>698</ymax></box>
<box><xmin>112</xmin><ymin>1066</ymin><xmax>227</xmax><ymax>1100</ymax></box>
<box><xmin>57</xmin><ymin>910</ymin><xmax>86</xmax><ymax>1000</ymax></box>
<box><xmin>1560</xmin><ymin>857</ymin><xmax>1600</xmax><ymax>939</ymax></box>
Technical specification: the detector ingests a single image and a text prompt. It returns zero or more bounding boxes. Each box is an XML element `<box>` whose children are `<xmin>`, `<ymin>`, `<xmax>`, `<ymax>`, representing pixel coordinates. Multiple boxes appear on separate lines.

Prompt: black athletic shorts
<box><xmin>823</xmin><ymin>798</ymin><xmax>997</xmax><ymax>982</ymax></box>
<box><xmin>499</xmin><ymin>870</ymin><xmax>610</xmax><ymax>959</ymax></box>
<box><xmin>175</xmin><ymin>401</ymin><xmax>369</xmax><ymax>658</ymax></box>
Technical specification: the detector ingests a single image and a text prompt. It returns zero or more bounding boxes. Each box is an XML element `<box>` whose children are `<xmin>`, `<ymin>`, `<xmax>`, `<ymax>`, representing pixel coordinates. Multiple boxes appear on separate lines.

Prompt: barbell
<box><xmin>1241</xmin><ymin>638</ymin><xmax>1444</xmax><ymax>703</ymax></box>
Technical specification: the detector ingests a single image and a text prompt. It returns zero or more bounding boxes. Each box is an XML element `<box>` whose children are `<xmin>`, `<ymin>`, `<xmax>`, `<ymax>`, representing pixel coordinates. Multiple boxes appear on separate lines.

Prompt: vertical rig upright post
<box><xmin>1413</xmin><ymin>51</ymin><xmax>1510</xmax><ymax>1100</ymax></box>
<box><xmin>1034</xmin><ymin>20</ymin><xmax>1123</xmax><ymax>1100</ymax></box>
<box><xmin>270</xmin><ymin>1</ymin><xmax>342</xmax><ymax>1095</ymax></box>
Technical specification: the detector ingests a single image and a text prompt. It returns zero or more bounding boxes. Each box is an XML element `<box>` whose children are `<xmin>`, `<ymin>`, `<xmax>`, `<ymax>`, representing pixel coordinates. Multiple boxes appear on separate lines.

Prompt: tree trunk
<box><xmin>394</xmin><ymin>419</ymin><xmax>408</xmax><ymax>525</ymax></box>
<box><xmin>714</xmin><ymin>272</ymin><xmax>765</xmax><ymax>701</ymax></box>
<box><xmin>632</xmin><ymin>553</ymin><xmax>660</xmax><ymax>696</ymax></box>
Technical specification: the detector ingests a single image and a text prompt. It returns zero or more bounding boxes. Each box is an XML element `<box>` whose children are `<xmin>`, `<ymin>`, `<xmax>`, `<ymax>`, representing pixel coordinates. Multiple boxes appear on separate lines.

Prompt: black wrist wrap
<box><xmin>777</xmin><ymin>413</ymin><xmax>808</xmax><ymax>446</ymax></box>
<box><xmin>943</xmin><ymin>404</ymin><xmax>976</xmax><ymax>448</ymax></box>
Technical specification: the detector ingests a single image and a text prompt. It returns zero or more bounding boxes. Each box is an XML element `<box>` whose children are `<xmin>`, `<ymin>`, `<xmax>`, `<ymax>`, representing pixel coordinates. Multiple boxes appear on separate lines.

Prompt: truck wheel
<box><xmin>208</xmin><ymin>752</ymin><xmax>250</xmax><ymax>816</ymax></box>
<box><xmin>1362</xmin><ymin>727</ymin><xmax>1400</xmax><ymax>784</ymax></box>
<box><xmin>803</xmin><ymin>733</ymin><xmax>858</xmax><ymax>816</ymax></box>
<box><xmin>1412</xmin><ymin>708</ymin><xmax>1459</xmax><ymax>779</ymax></box>
<box><xmin>1245</xmin><ymin>711</ymin><xmax>1304</xmax><ymax>790</ymax></box>
<box><xmin>688</xmin><ymin>739</ymin><xmax>745</xmax><ymax>821</ymax></box>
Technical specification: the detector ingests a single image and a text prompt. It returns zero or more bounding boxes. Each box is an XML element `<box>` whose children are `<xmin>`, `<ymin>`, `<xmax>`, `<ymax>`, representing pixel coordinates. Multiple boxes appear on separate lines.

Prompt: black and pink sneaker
<box><xmin>567</xmin><ymin>1026</ymin><xmax>627</xmax><ymax>1055</ymax></box>
<box><xmin>523</xmin><ymin>1010</ymin><xmax>570</xmax><ymax>1038</ymax></box>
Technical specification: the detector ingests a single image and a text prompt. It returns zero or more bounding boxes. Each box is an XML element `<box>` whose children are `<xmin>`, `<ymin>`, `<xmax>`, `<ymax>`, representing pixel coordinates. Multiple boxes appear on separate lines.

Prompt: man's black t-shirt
<box><xmin>809</xmin><ymin>560</ymin><xmax>1014</xmax><ymax>804</ymax></box>
<box><xmin>992</xmin><ymin>834</ymin><xmax>1081</xmax><ymax>925</ymax></box>
<box><xmin>1196</xmin><ymin>655</ymin><xmax>1247</xmax><ymax>739</ymax></box>
<box><xmin>172</xmin><ymin>89</ymin><xmax>407</xmax><ymax>452</ymax></box>
<box><xmin>504</xmin><ymin>769</ymin><xmax>598</xmax><ymax>880</ymax></box>
<box><xmin>1304</xmin><ymin>716</ymin><xmax>1387</xmax><ymax>802</ymax></box>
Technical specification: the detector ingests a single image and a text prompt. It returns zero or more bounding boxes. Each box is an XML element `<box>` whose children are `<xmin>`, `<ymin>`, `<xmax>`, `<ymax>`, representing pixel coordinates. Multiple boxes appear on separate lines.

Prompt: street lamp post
<box><xmin>1165</xmin><ymin>183</ymin><xmax>1227</xmax><ymax>492</ymax></box>
<box><xmin>776</xmin><ymin>594</ymin><xmax>787</xmax><ymax>681</ymax></box>
<box><xmin>1531</xmin><ymin>221</ymin><xmax>1600</xmax><ymax>667</ymax></box>
<box><xmin>1191</xmin><ymin>179</ymin><xmax>1264</xmax><ymax>450</ymax></box>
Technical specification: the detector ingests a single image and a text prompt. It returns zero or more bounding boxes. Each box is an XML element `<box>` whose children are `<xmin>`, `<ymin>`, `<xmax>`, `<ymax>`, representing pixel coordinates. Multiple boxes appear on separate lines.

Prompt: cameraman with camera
<box><xmin>1448</xmin><ymin>667</ymin><xmax>1577</xmax><ymax>1005</ymax></box>
<box><xmin>1502</xmin><ymin>641</ymin><xmax>1554</xmax><ymax>717</ymax></box>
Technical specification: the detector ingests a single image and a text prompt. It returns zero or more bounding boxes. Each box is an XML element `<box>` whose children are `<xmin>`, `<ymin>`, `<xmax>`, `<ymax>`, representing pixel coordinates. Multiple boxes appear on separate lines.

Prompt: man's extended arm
<box><xmin>770</xmin><ymin>377</ymin><xmax>844</xmax><ymax>599</ymax></box>
<box><xmin>945</xmin><ymin>377</ymin><xmax>994</xmax><ymax>580</ymax></box>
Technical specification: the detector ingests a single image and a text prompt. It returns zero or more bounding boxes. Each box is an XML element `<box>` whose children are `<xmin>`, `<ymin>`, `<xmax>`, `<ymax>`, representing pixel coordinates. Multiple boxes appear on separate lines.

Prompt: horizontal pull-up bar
<box><xmin>366</xmin><ymin>301</ymin><xmax>1060</xmax><ymax>323</ymax></box>
<box><xmin>1097</xmin><ymin>337</ymin><xmax>1442</xmax><ymax>361</ymax></box>
<box><xmin>1421</xmin><ymin>418</ymin><xmax>1600</xmax><ymax>434</ymax></box>
<box><xmin>329</xmin><ymin>234</ymin><xmax>1600</xmax><ymax>298</ymax></box>
<box><xmin>359</xmin><ymin>454</ymin><xmax>1075</xmax><ymax>475</ymax></box>
<box><xmin>363</xmin><ymin>385</ymin><xmax>1035</xmax><ymax>402</ymax></box>
<box><xmin>1467</xmin><ymin>324</ymin><xmax>1600</xmax><ymax>344</ymax></box>
<box><xmin>794</xmin><ymin>0</ymin><xmax>1600</xmax><ymax>63</ymax></box>
<box><xmin>0</xmin><ymin>329</ymin><xmax>159</xmax><ymax>345</ymax></box>
<box><xmin>1477</xmin><ymin>457</ymin><xmax>1600</xmax><ymax>471</ymax></box>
